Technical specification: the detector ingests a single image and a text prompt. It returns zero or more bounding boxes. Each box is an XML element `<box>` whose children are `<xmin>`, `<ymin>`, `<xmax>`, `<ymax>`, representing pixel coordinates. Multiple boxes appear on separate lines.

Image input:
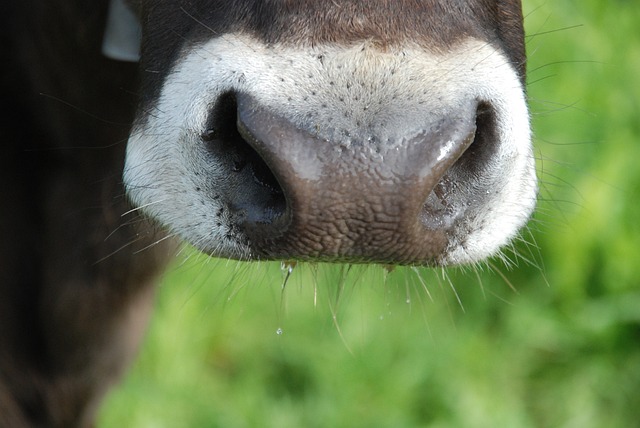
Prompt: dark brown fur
<box><xmin>1</xmin><ymin>1</ymin><xmax>172</xmax><ymax>426</ymax></box>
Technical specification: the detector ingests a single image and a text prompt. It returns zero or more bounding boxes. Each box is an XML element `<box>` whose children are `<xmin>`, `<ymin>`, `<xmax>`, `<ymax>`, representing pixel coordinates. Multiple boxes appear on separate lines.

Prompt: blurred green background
<box><xmin>98</xmin><ymin>1</ymin><xmax>640</xmax><ymax>427</ymax></box>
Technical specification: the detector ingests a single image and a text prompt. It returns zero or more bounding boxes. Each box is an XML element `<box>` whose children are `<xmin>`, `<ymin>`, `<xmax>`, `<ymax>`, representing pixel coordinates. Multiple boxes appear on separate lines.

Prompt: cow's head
<box><xmin>122</xmin><ymin>0</ymin><xmax>536</xmax><ymax>266</ymax></box>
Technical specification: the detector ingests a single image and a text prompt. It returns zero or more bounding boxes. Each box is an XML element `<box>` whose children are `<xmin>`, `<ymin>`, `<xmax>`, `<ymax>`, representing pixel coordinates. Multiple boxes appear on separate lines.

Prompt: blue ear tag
<box><xmin>102</xmin><ymin>0</ymin><xmax>141</xmax><ymax>62</ymax></box>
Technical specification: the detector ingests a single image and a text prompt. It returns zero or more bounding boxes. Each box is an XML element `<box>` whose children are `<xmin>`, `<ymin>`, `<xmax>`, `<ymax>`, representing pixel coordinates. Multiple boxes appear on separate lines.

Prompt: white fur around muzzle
<box><xmin>124</xmin><ymin>34</ymin><xmax>537</xmax><ymax>265</ymax></box>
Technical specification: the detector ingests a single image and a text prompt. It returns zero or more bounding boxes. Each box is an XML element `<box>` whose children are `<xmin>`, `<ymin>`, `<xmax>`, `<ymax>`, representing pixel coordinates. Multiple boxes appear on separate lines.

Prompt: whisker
<box><xmin>133</xmin><ymin>232</ymin><xmax>178</xmax><ymax>255</ymax></box>
<box><xmin>121</xmin><ymin>199</ymin><xmax>169</xmax><ymax>217</ymax></box>
<box><xmin>93</xmin><ymin>235</ymin><xmax>146</xmax><ymax>265</ymax></box>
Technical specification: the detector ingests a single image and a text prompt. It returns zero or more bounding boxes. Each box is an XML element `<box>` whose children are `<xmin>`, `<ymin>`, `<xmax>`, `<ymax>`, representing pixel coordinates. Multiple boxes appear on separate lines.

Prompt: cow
<box><xmin>0</xmin><ymin>0</ymin><xmax>536</xmax><ymax>426</ymax></box>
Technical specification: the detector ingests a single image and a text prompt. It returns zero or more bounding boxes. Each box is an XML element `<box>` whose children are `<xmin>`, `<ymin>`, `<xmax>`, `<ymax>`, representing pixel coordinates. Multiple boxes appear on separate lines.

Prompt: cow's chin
<box><xmin>124</xmin><ymin>35</ymin><xmax>537</xmax><ymax>266</ymax></box>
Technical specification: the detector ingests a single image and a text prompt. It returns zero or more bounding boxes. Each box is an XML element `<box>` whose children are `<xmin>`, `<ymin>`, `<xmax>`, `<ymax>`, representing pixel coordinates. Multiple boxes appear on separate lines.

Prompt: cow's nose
<box><xmin>231</xmin><ymin>93</ymin><xmax>480</xmax><ymax>264</ymax></box>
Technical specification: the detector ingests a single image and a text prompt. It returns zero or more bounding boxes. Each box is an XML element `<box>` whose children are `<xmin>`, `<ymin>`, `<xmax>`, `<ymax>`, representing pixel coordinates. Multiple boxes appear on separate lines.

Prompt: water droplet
<box><xmin>276</xmin><ymin>328</ymin><xmax>283</xmax><ymax>335</ymax></box>
<box><xmin>281</xmin><ymin>260</ymin><xmax>297</xmax><ymax>275</ymax></box>
<box><xmin>437</xmin><ymin>139</ymin><xmax>457</xmax><ymax>162</ymax></box>
<box><xmin>406</xmin><ymin>298</ymin><xmax>411</xmax><ymax>304</ymax></box>
<box><xmin>383</xmin><ymin>264</ymin><xmax>395</xmax><ymax>273</ymax></box>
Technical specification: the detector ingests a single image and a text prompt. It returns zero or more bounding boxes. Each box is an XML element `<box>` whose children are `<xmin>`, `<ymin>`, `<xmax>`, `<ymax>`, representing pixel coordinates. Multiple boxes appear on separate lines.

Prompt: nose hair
<box><xmin>232</xmin><ymin>93</ymin><xmax>478</xmax><ymax>263</ymax></box>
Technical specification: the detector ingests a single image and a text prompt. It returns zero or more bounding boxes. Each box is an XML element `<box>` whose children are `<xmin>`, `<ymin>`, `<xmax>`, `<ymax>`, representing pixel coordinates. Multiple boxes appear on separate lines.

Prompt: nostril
<box><xmin>458</xmin><ymin>101</ymin><xmax>499</xmax><ymax>176</ymax></box>
<box><xmin>421</xmin><ymin>101</ymin><xmax>500</xmax><ymax>230</ymax></box>
<box><xmin>235</xmin><ymin>115</ymin><xmax>283</xmax><ymax>195</ymax></box>
<box><xmin>202</xmin><ymin>92</ymin><xmax>286</xmax><ymax>226</ymax></box>
<box><xmin>203</xmin><ymin>91</ymin><xmax>240</xmax><ymax>143</ymax></box>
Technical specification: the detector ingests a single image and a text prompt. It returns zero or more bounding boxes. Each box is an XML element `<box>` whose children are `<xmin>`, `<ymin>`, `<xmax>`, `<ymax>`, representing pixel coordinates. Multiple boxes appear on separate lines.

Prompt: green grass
<box><xmin>98</xmin><ymin>1</ymin><xmax>640</xmax><ymax>426</ymax></box>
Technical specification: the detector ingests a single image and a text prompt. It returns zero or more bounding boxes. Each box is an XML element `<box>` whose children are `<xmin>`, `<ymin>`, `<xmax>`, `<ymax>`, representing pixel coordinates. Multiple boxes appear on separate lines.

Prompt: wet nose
<box><xmin>232</xmin><ymin>93</ymin><xmax>479</xmax><ymax>264</ymax></box>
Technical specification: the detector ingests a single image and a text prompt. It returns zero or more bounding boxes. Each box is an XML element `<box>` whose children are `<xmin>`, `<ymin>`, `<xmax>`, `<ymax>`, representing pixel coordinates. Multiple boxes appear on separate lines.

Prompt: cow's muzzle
<box><xmin>207</xmin><ymin>93</ymin><xmax>493</xmax><ymax>264</ymax></box>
